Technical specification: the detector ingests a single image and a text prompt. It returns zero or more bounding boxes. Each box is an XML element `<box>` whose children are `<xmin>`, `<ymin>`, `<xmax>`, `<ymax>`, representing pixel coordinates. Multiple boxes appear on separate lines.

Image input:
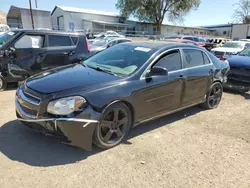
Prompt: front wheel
<box><xmin>201</xmin><ymin>82</ymin><xmax>223</xmax><ymax>109</ymax></box>
<box><xmin>93</xmin><ymin>103</ymin><xmax>132</xmax><ymax>149</ymax></box>
<box><xmin>0</xmin><ymin>75</ymin><xmax>7</xmax><ymax>91</ymax></box>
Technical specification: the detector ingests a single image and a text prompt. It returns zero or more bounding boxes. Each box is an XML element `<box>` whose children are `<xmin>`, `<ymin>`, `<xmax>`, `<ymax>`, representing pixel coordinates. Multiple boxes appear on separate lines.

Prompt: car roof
<box><xmin>10</xmin><ymin>29</ymin><xmax>86</xmax><ymax>36</ymax></box>
<box><xmin>164</xmin><ymin>39</ymin><xmax>196</xmax><ymax>43</ymax></box>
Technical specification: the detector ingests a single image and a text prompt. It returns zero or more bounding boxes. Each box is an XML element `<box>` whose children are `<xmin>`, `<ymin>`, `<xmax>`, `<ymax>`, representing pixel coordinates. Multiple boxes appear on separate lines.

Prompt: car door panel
<box><xmin>132</xmin><ymin>49</ymin><xmax>184</xmax><ymax>121</ymax></box>
<box><xmin>181</xmin><ymin>49</ymin><xmax>213</xmax><ymax>106</ymax></box>
<box><xmin>132</xmin><ymin>73</ymin><xmax>183</xmax><ymax>121</ymax></box>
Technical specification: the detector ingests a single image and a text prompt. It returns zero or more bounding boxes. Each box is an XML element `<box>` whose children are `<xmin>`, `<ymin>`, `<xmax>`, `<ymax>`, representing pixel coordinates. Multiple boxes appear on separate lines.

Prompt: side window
<box><xmin>202</xmin><ymin>52</ymin><xmax>211</xmax><ymax>64</ymax></box>
<box><xmin>118</xmin><ymin>39</ymin><xmax>130</xmax><ymax>43</ymax></box>
<box><xmin>183</xmin><ymin>49</ymin><xmax>204</xmax><ymax>68</ymax></box>
<box><xmin>155</xmin><ymin>50</ymin><xmax>182</xmax><ymax>72</ymax></box>
<box><xmin>71</xmin><ymin>36</ymin><xmax>79</xmax><ymax>45</ymax></box>
<box><xmin>14</xmin><ymin>35</ymin><xmax>44</xmax><ymax>49</ymax></box>
<box><xmin>48</xmin><ymin>35</ymin><xmax>72</xmax><ymax>47</ymax></box>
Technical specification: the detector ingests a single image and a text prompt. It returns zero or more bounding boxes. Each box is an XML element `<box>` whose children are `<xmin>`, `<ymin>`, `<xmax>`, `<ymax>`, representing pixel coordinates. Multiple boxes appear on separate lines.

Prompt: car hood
<box><xmin>26</xmin><ymin>64</ymin><xmax>119</xmax><ymax>94</ymax></box>
<box><xmin>228</xmin><ymin>55</ymin><xmax>250</xmax><ymax>68</ymax></box>
<box><xmin>211</xmin><ymin>47</ymin><xmax>243</xmax><ymax>53</ymax></box>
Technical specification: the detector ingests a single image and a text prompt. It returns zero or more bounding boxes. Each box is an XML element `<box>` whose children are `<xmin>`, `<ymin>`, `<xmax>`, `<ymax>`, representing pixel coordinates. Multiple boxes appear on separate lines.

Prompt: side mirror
<box><xmin>145</xmin><ymin>66</ymin><xmax>168</xmax><ymax>78</ymax></box>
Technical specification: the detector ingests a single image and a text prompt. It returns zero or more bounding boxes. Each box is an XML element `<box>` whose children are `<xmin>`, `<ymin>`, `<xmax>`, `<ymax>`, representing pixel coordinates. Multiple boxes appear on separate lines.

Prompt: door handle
<box><xmin>178</xmin><ymin>75</ymin><xmax>185</xmax><ymax>78</ymax></box>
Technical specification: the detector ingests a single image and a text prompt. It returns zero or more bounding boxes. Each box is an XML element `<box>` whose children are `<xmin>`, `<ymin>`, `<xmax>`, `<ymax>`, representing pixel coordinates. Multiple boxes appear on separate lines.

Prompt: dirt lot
<box><xmin>0</xmin><ymin>88</ymin><xmax>250</xmax><ymax>188</ymax></box>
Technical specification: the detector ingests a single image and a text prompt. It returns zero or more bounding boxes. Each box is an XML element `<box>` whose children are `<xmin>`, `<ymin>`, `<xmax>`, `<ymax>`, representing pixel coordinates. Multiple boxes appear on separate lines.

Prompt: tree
<box><xmin>115</xmin><ymin>0</ymin><xmax>200</xmax><ymax>34</ymax></box>
<box><xmin>233</xmin><ymin>0</ymin><xmax>250</xmax><ymax>23</ymax></box>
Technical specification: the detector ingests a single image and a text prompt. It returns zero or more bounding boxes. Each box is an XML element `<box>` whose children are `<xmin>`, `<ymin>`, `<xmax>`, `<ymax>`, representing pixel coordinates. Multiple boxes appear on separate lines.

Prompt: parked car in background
<box><xmin>94</xmin><ymin>30</ymin><xmax>124</xmax><ymax>39</ymax></box>
<box><xmin>211</xmin><ymin>41</ymin><xmax>250</xmax><ymax>61</ymax></box>
<box><xmin>165</xmin><ymin>36</ymin><xmax>206</xmax><ymax>48</ymax></box>
<box><xmin>239</xmin><ymin>39</ymin><xmax>250</xmax><ymax>42</ymax></box>
<box><xmin>224</xmin><ymin>47</ymin><xmax>250</xmax><ymax>92</ymax></box>
<box><xmin>16</xmin><ymin>42</ymin><xmax>229</xmax><ymax>151</ymax></box>
<box><xmin>205</xmin><ymin>38</ymin><xmax>231</xmax><ymax>51</ymax></box>
<box><xmin>163</xmin><ymin>39</ymin><xmax>200</xmax><ymax>46</ymax></box>
<box><xmin>90</xmin><ymin>37</ymin><xmax>132</xmax><ymax>55</ymax></box>
<box><xmin>0</xmin><ymin>24</ymin><xmax>10</xmax><ymax>35</ymax></box>
<box><xmin>0</xmin><ymin>29</ymin><xmax>90</xmax><ymax>91</ymax></box>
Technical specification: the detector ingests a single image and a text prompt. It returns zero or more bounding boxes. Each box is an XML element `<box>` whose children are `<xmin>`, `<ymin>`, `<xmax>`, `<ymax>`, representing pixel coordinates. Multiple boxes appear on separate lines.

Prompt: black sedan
<box><xmin>16</xmin><ymin>42</ymin><xmax>230</xmax><ymax>151</ymax></box>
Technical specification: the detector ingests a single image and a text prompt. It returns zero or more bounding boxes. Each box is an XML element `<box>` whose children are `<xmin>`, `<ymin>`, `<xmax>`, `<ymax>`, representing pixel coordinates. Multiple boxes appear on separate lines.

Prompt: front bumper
<box><xmin>223</xmin><ymin>80</ymin><xmax>250</xmax><ymax>92</ymax></box>
<box><xmin>15</xmin><ymin>91</ymin><xmax>101</xmax><ymax>151</ymax></box>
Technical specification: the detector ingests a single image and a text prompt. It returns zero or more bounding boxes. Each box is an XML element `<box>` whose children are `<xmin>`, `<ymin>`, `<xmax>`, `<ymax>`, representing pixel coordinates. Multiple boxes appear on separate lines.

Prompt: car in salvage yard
<box><xmin>90</xmin><ymin>37</ymin><xmax>133</xmax><ymax>55</ymax></box>
<box><xmin>15</xmin><ymin>42</ymin><xmax>229</xmax><ymax>151</ymax></box>
<box><xmin>211</xmin><ymin>41</ymin><xmax>250</xmax><ymax>60</ymax></box>
<box><xmin>0</xmin><ymin>29</ymin><xmax>90</xmax><ymax>91</ymax></box>
<box><xmin>224</xmin><ymin>47</ymin><xmax>250</xmax><ymax>92</ymax></box>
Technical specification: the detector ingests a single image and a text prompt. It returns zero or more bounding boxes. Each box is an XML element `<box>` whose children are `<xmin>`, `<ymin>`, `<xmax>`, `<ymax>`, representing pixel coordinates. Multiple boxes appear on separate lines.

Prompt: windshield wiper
<box><xmin>88</xmin><ymin>66</ymin><xmax>118</xmax><ymax>76</ymax></box>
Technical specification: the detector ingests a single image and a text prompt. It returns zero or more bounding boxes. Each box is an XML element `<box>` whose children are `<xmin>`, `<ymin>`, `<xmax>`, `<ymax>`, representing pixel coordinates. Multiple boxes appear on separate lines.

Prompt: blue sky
<box><xmin>1</xmin><ymin>0</ymin><xmax>239</xmax><ymax>26</ymax></box>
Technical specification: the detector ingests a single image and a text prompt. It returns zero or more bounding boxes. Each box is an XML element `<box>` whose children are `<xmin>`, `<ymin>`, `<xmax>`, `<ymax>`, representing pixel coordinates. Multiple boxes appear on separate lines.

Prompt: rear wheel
<box><xmin>201</xmin><ymin>82</ymin><xmax>223</xmax><ymax>109</ymax></box>
<box><xmin>0</xmin><ymin>75</ymin><xmax>7</xmax><ymax>91</ymax></box>
<box><xmin>93</xmin><ymin>103</ymin><xmax>132</xmax><ymax>149</ymax></box>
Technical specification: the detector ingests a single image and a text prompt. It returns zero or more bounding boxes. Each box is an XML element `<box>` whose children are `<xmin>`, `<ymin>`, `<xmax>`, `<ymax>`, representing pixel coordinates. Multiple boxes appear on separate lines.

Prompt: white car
<box><xmin>211</xmin><ymin>41</ymin><xmax>250</xmax><ymax>60</ymax></box>
<box><xmin>94</xmin><ymin>30</ymin><xmax>124</xmax><ymax>39</ymax></box>
<box><xmin>0</xmin><ymin>24</ymin><xmax>10</xmax><ymax>35</ymax></box>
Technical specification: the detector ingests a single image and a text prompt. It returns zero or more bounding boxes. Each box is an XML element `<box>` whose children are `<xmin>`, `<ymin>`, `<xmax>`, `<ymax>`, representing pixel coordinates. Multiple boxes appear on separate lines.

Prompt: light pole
<box><xmin>29</xmin><ymin>0</ymin><xmax>35</xmax><ymax>29</ymax></box>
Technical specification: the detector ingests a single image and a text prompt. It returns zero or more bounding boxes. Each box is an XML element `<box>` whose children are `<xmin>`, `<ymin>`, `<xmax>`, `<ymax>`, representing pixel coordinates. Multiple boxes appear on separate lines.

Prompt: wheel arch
<box><xmin>102</xmin><ymin>100</ymin><xmax>135</xmax><ymax>125</ymax></box>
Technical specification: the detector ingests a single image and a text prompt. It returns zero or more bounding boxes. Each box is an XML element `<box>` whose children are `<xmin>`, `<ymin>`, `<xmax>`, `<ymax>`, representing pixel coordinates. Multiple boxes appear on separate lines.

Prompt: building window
<box><xmin>223</xmin><ymin>31</ymin><xmax>227</xmax><ymax>35</ymax></box>
<box><xmin>200</xmin><ymin>31</ymin><xmax>204</xmax><ymax>35</ymax></box>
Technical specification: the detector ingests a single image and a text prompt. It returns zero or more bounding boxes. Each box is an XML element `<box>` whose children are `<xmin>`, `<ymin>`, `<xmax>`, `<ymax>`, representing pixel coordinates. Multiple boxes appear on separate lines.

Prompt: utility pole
<box><xmin>35</xmin><ymin>0</ymin><xmax>38</xmax><ymax>8</ymax></box>
<box><xmin>29</xmin><ymin>0</ymin><xmax>35</xmax><ymax>29</ymax></box>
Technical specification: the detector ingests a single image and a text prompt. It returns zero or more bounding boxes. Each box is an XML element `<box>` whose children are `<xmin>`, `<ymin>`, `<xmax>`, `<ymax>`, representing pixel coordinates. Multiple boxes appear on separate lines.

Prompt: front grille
<box><xmin>16</xmin><ymin>86</ymin><xmax>41</xmax><ymax>118</ymax></box>
<box><xmin>228</xmin><ymin>66</ymin><xmax>250</xmax><ymax>83</ymax></box>
<box><xmin>213</xmin><ymin>51</ymin><xmax>225</xmax><ymax>56</ymax></box>
<box><xmin>17</xmin><ymin>100</ymin><xmax>38</xmax><ymax>116</ymax></box>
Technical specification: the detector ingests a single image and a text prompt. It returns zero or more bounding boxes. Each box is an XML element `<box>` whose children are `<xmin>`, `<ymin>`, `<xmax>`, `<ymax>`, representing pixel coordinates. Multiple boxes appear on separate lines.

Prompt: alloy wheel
<box><xmin>0</xmin><ymin>78</ymin><xmax>3</xmax><ymax>89</ymax></box>
<box><xmin>208</xmin><ymin>84</ymin><xmax>222</xmax><ymax>108</ymax></box>
<box><xmin>99</xmin><ymin>108</ymin><xmax>129</xmax><ymax>144</ymax></box>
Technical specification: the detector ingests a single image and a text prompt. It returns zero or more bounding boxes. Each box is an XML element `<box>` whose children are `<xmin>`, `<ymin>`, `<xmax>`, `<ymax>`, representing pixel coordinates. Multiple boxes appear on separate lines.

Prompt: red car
<box><xmin>163</xmin><ymin>38</ymin><xmax>205</xmax><ymax>48</ymax></box>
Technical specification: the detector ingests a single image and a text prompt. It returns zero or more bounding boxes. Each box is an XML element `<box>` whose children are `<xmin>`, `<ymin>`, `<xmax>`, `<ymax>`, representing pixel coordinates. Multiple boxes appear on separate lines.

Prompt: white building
<box><xmin>51</xmin><ymin>6</ymin><xmax>134</xmax><ymax>32</ymax></box>
<box><xmin>7</xmin><ymin>5</ymin><xmax>52</xmax><ymax>29</ymax></box>
<box><xmin>202</xmin><ymin>24</ymin><xmax>232</xmax><ymax>38</ymax></box>
<box><xmin>51</xmin><ymin>5</ymin><xmax>214</xmax><ymax>37</ymax></box>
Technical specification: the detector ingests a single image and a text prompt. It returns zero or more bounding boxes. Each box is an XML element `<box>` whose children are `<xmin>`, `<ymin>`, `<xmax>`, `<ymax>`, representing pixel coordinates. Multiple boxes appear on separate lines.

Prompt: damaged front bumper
<box><xmin>16</xmin><ymin>96</ymin><xmax>101</xmax><ymax>151</ymax></box>
<box><xmin>223</xmin><ymin>80</ymin><xmax>250</xmax><ymax>92</ymax></box>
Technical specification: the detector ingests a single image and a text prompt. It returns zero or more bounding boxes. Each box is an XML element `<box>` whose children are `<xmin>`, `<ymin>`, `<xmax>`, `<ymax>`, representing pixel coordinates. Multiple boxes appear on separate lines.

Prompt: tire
<box><xmin>201</xmin><ymin>82</ymin><xmax>223</xmax><ymax>109</ymax></box>
<box><xmin>93</xmin><ymin>102</ymin><xmax>132</xmax><ymax>149</ymax></box>
<box><xmin>0</xmin><ymin>75</ymin><xmax>7</xmax><ymax>91</ymax></box>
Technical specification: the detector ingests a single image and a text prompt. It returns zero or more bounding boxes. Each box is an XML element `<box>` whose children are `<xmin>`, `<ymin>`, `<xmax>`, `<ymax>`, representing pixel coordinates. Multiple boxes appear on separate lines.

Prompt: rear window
<box><xmin>71</xmin><ymin>36</ymin><xmax>79</xmax><ymax>45</ymax></box>
<box><xmin>48</xmin><ymin>35</ymin><xmax>72</xmax><ymax>47</ymax></box>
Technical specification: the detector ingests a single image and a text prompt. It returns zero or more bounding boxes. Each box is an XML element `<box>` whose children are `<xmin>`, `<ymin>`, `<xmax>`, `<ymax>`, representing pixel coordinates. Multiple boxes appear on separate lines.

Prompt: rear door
<box><xmin>38</xmin><ymin>35</ymin><xmax>76</xmax><ymax>71</ymax></box>
<box><xmin>181</xmin><ymin>48</ymin><xmax>214</xmax><ymax>106</ymax></box>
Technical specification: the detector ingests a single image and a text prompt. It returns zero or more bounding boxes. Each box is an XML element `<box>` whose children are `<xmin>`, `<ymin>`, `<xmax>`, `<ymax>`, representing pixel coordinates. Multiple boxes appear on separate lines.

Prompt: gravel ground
<box><xmin>0</xmin><ymin>88</ymin><xmax>250</xmax><ymax>188</ymax></box>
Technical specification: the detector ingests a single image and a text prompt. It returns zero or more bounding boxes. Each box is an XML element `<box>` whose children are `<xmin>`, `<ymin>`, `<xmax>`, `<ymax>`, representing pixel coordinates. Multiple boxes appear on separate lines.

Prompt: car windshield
<box><xmin>239</xmin><ymin>48</ymin><xmax>250</xmax><ymax>56</ymax></box>
<box><xmin>84</xmin><ymin>44</ymin><xmax>154</xmax><ymax>77</ymax></box>
<box><xmin>222</xmin><ymin>42</ymin><xmax>244</xmax><ymax>48</ymax></box>
<box><xmin>0</xmin><ymin>31</ymin><xmax>17</xmax><ymax>47</ymax></box>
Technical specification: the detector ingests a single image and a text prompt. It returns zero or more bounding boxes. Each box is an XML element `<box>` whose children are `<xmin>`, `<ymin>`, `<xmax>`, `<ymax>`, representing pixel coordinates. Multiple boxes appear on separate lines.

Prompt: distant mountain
<box><xmin>0</xmin><ymin>11</ymin><xmax>7</xmax><ymax>24</ymax></box>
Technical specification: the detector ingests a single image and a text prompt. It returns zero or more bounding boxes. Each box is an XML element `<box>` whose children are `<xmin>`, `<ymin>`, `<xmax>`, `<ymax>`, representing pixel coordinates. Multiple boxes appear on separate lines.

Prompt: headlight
<box><xmin>224</xmin><ymin>60</ymin><xmax>229</xmax><ymax>64</ymax></box>
<box><xmin>47</xmin><ymin>96</ymin><xmax>87</xmax><ymax>115</ymax></box>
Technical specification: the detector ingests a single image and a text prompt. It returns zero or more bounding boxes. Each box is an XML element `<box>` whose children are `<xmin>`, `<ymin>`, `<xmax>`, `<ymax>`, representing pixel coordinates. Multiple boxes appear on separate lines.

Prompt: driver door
<box><xmin>8</xmin><ymin>33</ymin><xmax>45</xmax><ymax>77</ymax></box>
<box><xmin>132</xmin><ymin>49</ymin><xmax>184</xmax><ymax>121</ymax></box>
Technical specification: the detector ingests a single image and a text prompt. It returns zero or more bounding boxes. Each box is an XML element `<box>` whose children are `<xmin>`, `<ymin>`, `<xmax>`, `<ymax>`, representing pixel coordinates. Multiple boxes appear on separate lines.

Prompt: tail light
<box><xmin>85</xmin><ymin>37</ymin><xmax>90</xmax><ymax>52</ymax></box>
